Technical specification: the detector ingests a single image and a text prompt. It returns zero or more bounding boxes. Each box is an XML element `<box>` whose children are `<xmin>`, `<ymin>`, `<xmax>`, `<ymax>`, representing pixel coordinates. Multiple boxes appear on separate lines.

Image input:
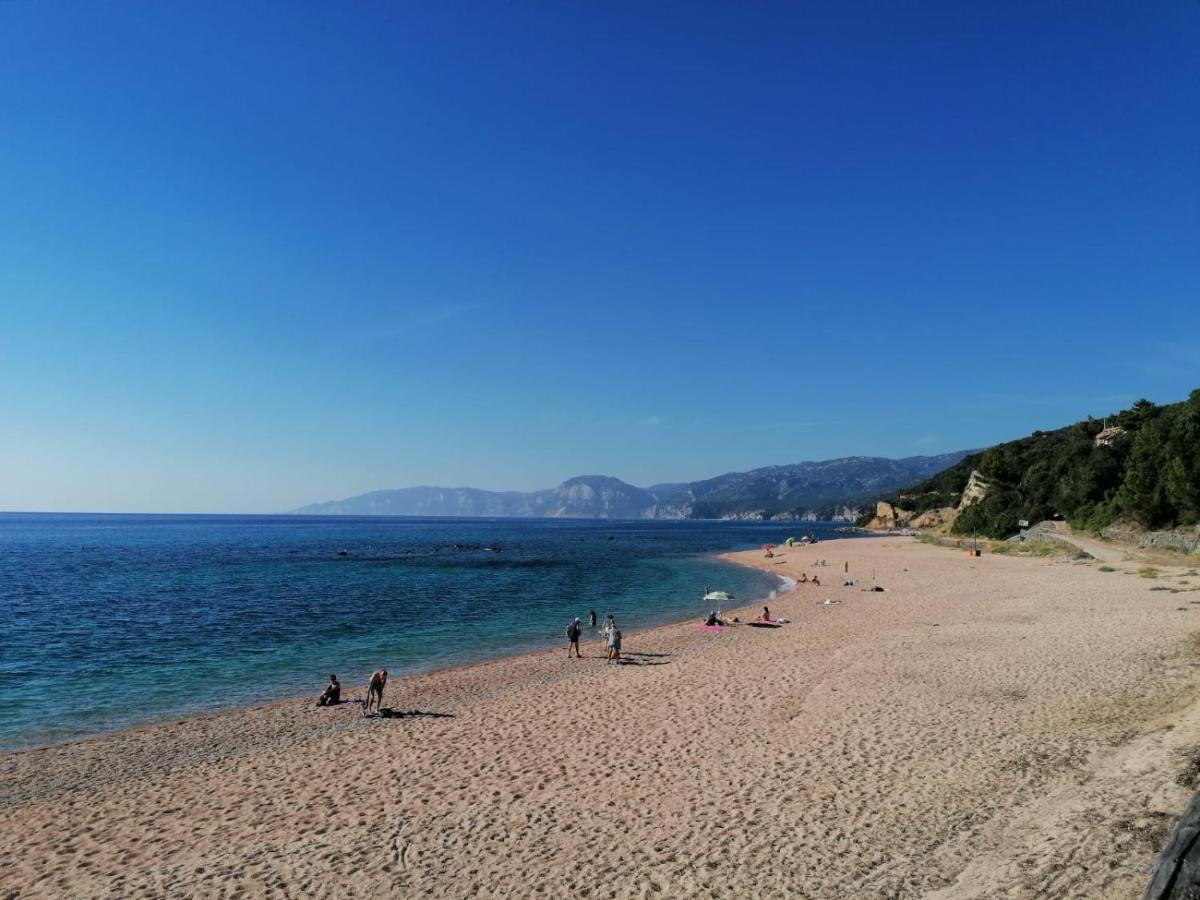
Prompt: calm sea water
<box><xmin>0</xmin><ymin>514</ymin><xmax>844</xmax><ymax>751</ymax></box>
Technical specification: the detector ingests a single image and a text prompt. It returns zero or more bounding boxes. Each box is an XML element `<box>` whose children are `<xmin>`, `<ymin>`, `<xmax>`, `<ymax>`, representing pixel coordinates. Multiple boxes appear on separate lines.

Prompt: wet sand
<box><xmin>3</xmin><ymin>536</ymin><xmax>1200</xmax><ymax>898</ymax></box>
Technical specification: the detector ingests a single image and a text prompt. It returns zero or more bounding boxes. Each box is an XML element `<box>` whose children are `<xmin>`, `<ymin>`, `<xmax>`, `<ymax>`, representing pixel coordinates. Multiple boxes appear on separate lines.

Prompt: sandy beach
<box><xmin>4</xmin><ymin>535</ymin><xmax>1200</xmax><ymax>898</ymax></box>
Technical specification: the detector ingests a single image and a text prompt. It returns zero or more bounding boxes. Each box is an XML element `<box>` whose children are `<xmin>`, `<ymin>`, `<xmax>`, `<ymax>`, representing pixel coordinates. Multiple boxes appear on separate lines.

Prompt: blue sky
<box><xmin>1</xmin><ymin>2</ymin><xmax>1197</xmax><ymax>513</ymax></box>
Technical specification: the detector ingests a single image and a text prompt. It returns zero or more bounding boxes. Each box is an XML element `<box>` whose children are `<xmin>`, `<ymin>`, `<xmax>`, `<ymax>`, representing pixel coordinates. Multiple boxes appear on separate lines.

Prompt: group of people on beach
<box><xmin>316</xmin><ymin>669</ymin><xmax>389</xmax><ymax>715</ymax></box>
<box><xmin>705</xmin><ymin>604</ymin><xmax>777</xmax><ymax>625</ymax></box>
<box><xmin>317</xmin><ymin>608</ymin><xmax>631</xmax><ymax>716</ymax></box>
<box><xmin>320</xmin><ymin>553</ymin><xmax>843</xmax><ymax>713</ymax></box>
<box><xmin>565</xmin><ymin>610</ymin><xmax>622</xmax><ymax>662</ymax></box>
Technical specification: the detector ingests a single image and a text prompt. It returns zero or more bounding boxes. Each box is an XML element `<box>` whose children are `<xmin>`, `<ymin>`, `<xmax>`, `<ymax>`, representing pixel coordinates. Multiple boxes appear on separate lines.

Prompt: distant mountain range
<box><xmin>289</xmin><ymin>452</ymin><xmax>972</xmax><ymax>521</ymax></box>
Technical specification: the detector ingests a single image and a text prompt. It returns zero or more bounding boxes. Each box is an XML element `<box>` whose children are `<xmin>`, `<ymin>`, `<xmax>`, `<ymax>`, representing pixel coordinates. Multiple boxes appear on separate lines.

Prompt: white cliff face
<box><xmin>958</xmin><ymin>470</ymin><xmax>990</xmax><ymax>510</ymax></box>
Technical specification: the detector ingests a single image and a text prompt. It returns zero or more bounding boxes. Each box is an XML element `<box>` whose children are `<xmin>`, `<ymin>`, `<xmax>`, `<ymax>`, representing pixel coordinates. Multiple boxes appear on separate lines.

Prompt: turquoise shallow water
<box><xmin>0</xmin><ymin>514</ymin><xmax>844</xmax><ymax>751</ymax></box>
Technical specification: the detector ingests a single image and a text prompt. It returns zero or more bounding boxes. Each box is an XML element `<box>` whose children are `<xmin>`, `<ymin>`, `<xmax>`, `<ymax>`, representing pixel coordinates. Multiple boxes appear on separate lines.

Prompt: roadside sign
<box><xmin>1018</xmin><ymin>519</ymin><xmax>1029</xmax><ymax>528</ymax></box>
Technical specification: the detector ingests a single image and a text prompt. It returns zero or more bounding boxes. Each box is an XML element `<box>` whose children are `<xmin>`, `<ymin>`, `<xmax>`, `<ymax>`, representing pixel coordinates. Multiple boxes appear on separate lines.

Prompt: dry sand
<box><xmin>4</xmin><ymin>536</ymin><xmax>1200</xmax><ymax>899</ymax></box>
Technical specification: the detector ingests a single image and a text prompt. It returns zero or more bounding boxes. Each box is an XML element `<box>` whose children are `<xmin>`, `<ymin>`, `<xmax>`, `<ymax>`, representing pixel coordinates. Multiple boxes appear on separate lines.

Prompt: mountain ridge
<box><xmin>290</xmin><ymin>451</ymin><xmax>972</xmax><ymax>521</ymax></box>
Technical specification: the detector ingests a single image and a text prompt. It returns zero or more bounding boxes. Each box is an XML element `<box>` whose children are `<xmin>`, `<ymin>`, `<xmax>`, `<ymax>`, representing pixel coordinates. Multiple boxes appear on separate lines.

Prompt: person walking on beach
<box><xmin>607</xmin><ymin>628</ymin><xmax>622</xmax><ymax>663</ymax></box>
<box><xmin>365</xmin><ymin>669</ymin><xmax>387</xmax><ymax>715</ymax></box>
<box><xmin>566</xmin><ymin>617</ymin><xmax>583</xmax><ymax>658</ymax></box>
<box><xmin>602</xmin><ymin>613</ymin><xmax>616</xmax><ymax>640</ymax></box>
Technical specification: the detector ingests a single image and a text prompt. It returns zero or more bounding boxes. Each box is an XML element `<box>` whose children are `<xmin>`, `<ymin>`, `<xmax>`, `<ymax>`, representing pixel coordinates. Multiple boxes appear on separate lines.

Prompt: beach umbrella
<box><xmin>703</xmin><ymin>589</ymin><xmax>735</xmax><ymax>616</ymax></box>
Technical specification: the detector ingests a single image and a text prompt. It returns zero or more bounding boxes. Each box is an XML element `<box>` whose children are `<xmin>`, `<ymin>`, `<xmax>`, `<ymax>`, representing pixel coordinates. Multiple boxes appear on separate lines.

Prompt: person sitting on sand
<box><xmin>317</xmin><ymin>674</ymin><xmax>341</xmax><ymax>707</ymax></box>
<box><xmin>760</xmin><ymin>605</ymin><xmax>772</xmax><ymax>622</ymax></box>
<box><xmin>365</xmin><ymin>669</ymin><xmax>387</xmax><ymax>715</ymax></box>
<box><xmin>704</xmin><ymin>611</ymin><xmax>725</xmax><ymax>627</ymax></box>
<box><xmin>798</xmin><ymin>573</ymin><xmax>808</xmax><ymax>583</ymax></box>
<box><xmin>811</xmin><ymin>575</ymin><xmax>821</xmax><ymax>586</ymax></box>
<box><xmin>607</xmin><ymin>628</ymin><xmax>622</xmax><ymax>663</ymax></box>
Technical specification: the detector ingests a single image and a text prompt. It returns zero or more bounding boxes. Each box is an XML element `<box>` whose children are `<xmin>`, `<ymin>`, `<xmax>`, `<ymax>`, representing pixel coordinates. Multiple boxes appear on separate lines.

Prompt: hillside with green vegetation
<box><xmin>864</xmin><ymin>390</ymin><xmax>1200</xmax><ymax>539</ymax></box>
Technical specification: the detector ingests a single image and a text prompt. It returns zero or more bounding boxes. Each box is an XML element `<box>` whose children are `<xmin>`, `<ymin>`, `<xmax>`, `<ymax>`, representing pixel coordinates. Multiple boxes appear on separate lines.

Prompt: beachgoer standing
<box><xmin>566</xmin><ymin>617</ymin><xmax>583</xmax><ymax>658</ymax></box>
<box><xmin>317</xmin><ymin>674</ymin><xmax>341</xmax><ymax>707</ymax></box>
<box><xmin>607</xmin><ymin>628</ymin><xmax>622</xmax><ymax>663</ymax></box>
<box><xmin>589</xmin><ymin>609</ymin><xmax>597</xmax><ymax>628</ymax></box>
<box><xmin>365</xmin><ymin>669</ymin><xmax>387</xmax><ymax>715</ymax></box>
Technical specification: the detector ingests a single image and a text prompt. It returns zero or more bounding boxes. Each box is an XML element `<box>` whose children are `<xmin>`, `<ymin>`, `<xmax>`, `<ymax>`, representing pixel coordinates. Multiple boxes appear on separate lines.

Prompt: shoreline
<box><xmin>6</xmin><ymin>534</ymin><xmax>1199</xmax><ymax>898</ymax></box>
<box><xmin>2</xmin><ymin>550</ymin><xmax>793</xmax><ymax>758</ymax></box>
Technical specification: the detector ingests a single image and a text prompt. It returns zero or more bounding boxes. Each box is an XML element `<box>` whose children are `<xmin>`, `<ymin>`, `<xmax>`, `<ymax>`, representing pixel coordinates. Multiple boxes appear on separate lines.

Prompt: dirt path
<box><xmin>1035</xmin><ymin>523</ymin><xmax>1130</xmax><ymax>563</ymax></box>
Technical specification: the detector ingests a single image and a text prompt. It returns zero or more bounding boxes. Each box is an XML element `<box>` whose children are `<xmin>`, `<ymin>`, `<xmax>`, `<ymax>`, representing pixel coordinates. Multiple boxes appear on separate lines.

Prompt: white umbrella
<box><xmin>703</xmin><ymin>590</ymin><xmax>735</xmax><ymax>617</ymax></box>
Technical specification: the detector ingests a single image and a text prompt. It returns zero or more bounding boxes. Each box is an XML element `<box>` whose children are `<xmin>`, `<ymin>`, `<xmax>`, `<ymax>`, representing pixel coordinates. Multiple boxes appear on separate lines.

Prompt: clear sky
<box><xmin>1</xmin><ymin>2</ymin><xmax>1197</xmax><ymax>513</ymax></box>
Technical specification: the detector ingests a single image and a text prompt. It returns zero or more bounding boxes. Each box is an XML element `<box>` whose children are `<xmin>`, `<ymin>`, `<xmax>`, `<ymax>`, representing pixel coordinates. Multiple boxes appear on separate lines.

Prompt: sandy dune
<box><xmin>4</xmin><ymin>536</ymin><xmax>1200</xmax><ymax>898</ymax></box>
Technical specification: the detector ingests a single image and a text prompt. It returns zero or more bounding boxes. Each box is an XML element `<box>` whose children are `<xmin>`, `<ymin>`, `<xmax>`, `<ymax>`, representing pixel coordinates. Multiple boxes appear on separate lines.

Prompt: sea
<box><xmin>0</xmin><ymin>513</ymin><xmax>846</xmax><ymax>752</ymax></box>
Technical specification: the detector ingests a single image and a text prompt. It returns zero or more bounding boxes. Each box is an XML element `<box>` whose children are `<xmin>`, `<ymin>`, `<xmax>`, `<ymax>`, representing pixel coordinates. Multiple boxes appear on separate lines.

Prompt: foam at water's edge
<box><xmin>767</xmin><ymin>575</ymin><xmax>796</xmax><ymax>599</ymax></box>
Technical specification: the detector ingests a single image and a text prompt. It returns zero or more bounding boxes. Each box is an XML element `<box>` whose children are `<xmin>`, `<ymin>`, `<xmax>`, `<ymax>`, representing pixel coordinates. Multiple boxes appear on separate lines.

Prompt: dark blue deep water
<box><xmin>0</xmin><ymin>514</ymin><xmax>842</xmax><ymax>751</ymax></box>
